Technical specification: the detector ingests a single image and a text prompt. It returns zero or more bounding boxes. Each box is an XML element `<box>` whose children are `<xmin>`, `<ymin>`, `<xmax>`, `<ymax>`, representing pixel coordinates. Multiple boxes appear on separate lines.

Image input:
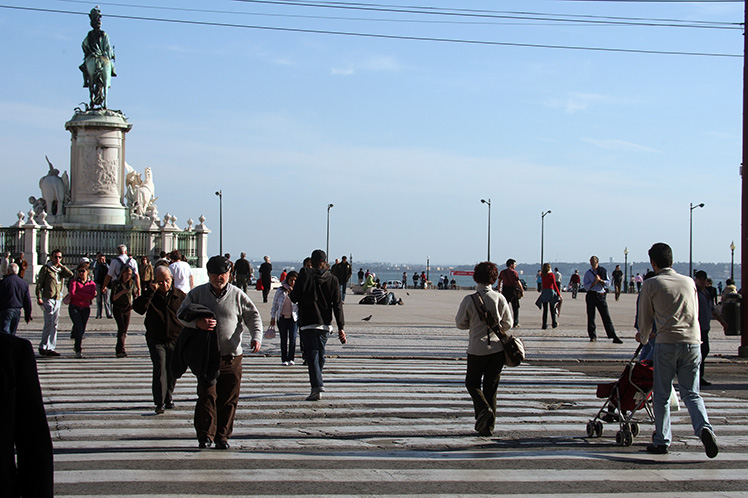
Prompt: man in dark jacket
<box><xmin>330</xmin><ymin>255</ymin><xmax>352</xmax><ymax>302</ymax></box>
<box><xmin>0</xmin><ymin>263</ymin><xmax>33</xmax><ymax>335</ymax></box>
<box><xmin>259</xmin><ymin>256</ymin><xmax>272</xmax><ymax>303</ymax></box>
<box><xmin>0</xmin><ymin>333</ymin><xmax>54</xmax><ymax>497</ymax></box>
<box><xmin>133</xmin><ymin>265</ymin><xmax>186</xmax><ymax>414</ymax></box>
<box><xmin>290</xmin><ymin>249</ymin><xmax>346</xmax><ymax>401</ymax></box>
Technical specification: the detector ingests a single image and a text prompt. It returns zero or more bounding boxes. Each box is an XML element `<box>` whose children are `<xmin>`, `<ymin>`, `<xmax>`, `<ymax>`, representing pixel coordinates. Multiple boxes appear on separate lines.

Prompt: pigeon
<box><xmin>361</xmin><ymin>315</ymin><xmax>373</xmax><ymax>321</ymax></box>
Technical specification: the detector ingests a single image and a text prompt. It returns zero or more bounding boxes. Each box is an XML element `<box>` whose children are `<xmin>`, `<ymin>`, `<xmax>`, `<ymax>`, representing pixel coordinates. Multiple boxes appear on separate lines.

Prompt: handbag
<box><xmin>470</xmin><ymin>292</ymin><xmax>526</xmax><ymax>367</ymax></box>
<box><xmin>62</xmin><ymin>293</ymin><xmax>71</xmax><ymax>305</ymax></box>
<box><xmin>263</xmin><ymin>326</ymin><xmax>276</xmax><ymax>339</ymax></box>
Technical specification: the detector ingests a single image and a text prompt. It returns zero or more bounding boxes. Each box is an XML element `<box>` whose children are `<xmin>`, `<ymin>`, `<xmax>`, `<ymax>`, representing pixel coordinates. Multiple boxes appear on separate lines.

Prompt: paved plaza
<box><xmin>14</xmin><ymin>286</ymin><xmax>748</xmax><ymax>496</ymax></box>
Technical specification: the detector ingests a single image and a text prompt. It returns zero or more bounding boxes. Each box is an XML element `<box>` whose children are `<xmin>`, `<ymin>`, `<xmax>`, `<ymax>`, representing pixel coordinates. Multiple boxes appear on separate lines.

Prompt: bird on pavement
<box><xmin>361</xmin><ymin>315</ymin><xmax>372</xmax><ymax>321</ymax></box>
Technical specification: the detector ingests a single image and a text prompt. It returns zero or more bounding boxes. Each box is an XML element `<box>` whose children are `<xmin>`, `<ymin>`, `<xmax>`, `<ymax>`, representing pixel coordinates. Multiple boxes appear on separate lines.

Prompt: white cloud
<box><xmin>546</xmin><ymin>93</ymin><xmax>607</xmax><ymax>114</ymax></box>
<box><xmin>331</xmin><ymin>55</ymin><xmax>402</xmax><ymax>76</ymax></box>
<box><xmin>582</xmin><ymin>138</ymin><xmax>659</xmax><ymax>153</ymax></box>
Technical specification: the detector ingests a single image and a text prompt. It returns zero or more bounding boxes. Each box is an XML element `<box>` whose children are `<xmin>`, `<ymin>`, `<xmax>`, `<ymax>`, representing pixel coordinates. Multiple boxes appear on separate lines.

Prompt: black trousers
<box><xmin>147</xmin><ymin>339</ymin><xmax>177</xmax><ymax>408</ymax></box>
<box><xmin>501</xmin><ymin>286</ymin><xmax>520</xmax><ymax>326</ymax></box>
<box><xmin>585</xmin><ymin>292</ymin><xmax>617</xmax><ymax>340</ymax></box>
<box><xmin>465</xmin><ymin>352</ymin><xmax>505</xmax><ymax>427</ymax></box>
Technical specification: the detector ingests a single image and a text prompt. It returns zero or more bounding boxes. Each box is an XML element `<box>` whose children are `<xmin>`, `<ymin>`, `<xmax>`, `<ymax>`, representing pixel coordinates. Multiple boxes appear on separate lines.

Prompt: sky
<box><xmin>0</xmin><ymin>0</ymin><xmax>743</xmax><ymax>266</ymax></box>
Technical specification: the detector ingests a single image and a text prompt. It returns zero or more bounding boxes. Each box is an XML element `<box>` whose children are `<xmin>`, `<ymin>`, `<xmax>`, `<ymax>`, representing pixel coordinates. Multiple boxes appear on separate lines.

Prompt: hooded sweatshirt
<box><xmin>289</xmin><ymin>267</ymin><xmax>344</xmax><ymax>331</ymax></box>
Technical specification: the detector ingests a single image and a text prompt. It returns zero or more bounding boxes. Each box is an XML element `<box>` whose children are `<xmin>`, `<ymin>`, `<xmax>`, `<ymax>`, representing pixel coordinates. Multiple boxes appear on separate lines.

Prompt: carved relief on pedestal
<box><xmin>81</xmin><ymin>145</ymin><xmax>119</xmax><ymax>196</ymax></box>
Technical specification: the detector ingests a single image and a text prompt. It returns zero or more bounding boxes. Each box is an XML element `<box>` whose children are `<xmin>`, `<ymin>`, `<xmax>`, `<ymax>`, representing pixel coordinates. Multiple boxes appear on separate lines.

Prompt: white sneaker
<box><xmin>289</xmin><ymin>360</ymin><xmax>295</xmax><ymax>365</ymax></box>
<box><xmin>282</xmin><ymin>361</ymin><xmax>289</xmax><ymax>366</ymax></box>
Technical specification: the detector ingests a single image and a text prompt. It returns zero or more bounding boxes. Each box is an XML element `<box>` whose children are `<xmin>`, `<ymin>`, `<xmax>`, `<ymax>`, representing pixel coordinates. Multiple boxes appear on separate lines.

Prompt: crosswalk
<box><xmin>36</xmin><ymin>354</ymin><xmax>748</xmax><ymax>497</ymax></box>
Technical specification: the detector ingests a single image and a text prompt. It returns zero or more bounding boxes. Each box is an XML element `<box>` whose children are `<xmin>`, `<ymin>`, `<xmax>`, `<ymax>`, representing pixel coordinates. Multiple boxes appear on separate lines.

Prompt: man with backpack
<box><xmin>92</xmin><ymin>253</ymin><xmax>112</xmax><ymax>319</ymax></box>
<box><xmin>102</xmin><ymin>245</ymin><xmax>140</xmax><ymax>299</ymax></box>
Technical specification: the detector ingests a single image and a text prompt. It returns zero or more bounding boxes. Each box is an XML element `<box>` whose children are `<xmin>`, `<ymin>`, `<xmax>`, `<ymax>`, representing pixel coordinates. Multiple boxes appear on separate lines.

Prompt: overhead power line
<box><xmin>229</xmin><ymin>0</ymin><xmax>742</xmax><ymax>29</ymax></box>
<box><xmin>0</xmin><ymin>4</ymin><xmax>741</xmax><ymax>58</ymax></box>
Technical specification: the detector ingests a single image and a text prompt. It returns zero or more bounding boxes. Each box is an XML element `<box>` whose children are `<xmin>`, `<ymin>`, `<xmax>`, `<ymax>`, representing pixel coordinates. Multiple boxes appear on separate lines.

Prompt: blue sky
<box><xmin>0</xmin><ymin>0</ymin><xmax>743</xmax><ymax>265</ymax></box>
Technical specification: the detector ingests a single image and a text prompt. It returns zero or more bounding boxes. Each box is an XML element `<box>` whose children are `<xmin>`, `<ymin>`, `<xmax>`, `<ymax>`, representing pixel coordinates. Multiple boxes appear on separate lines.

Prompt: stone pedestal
<box><xmin>64</xmin><ymin>110</ymin><xmax>132</xmax><ymax>225</ymax></box>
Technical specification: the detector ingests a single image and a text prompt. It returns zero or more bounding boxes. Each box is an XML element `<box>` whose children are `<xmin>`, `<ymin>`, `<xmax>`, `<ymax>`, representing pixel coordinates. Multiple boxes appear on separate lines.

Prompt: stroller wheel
<box><xmin>631</xmin><ymin>422</ymin><xmax>640</xmax><ymax>438</ymax></box>
<box><xmin>594</xmin><ymin>421</ymin><xmax>603</xmax><ymax>437</ymax></box>
<box><xmin>586</xmin><ymin>421</ymin><xmax>595</xmax><ymax>438</ymax></box>
<box><xmin>623</xmin><ymin>429</ymin><xmax>633</xmax><ymax>447</ymax></box>
<box><xmin>615</xmin><ymin>430</ymin><xmax>623</xmax><ymax>446</ymax></box>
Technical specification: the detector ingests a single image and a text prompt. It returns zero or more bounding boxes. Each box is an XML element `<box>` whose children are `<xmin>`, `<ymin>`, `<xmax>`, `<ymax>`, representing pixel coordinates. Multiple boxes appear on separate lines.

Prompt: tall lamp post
<box><xmin>215</xmin><ymin>190</ymin><xmax>223</xmax><ymax>255</ymax></box>
<box><xmin>541</xmin><ymin>210</ymin><xmax>552</xmax><ymax>267</ymax></box>
<box><xmin>689</xmin><ymin>202</ymin><xmax>704</xmax><ymax>278</ymax></box>
<box><xmin>731</xmin><ymin>241</ymin><xmax>736</xmax><ymax>280</ymax></box>
<box><xmin>624</xmin><ymin>247</ymin><xmax>629</xmax><ymax>293</ymax></box>
<box><xmin>480</xmin><ymin>198</ymin><xmax>491</xmax><ymax>261</ymax></box>
<box><xmin>326</xmin><ymin>203</ymin><xmax>334</xmax><ymax>258</ymax></box>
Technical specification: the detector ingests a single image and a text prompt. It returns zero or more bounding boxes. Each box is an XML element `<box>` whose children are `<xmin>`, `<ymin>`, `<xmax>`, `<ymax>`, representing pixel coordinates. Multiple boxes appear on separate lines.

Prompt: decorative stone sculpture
<box><xmin>79</xmin><ymin>7</ymin><xmax>116</xmax><ymax>110</ymax></box>
<box><xmin>39</xmin><ymin>156</ymin><xmax>70</xmax><ymax>217</ymax></box>
<box><xmin>125</xmin><ymin>164</ymin><xmax>158</xmax><ymax>220</ymax></box>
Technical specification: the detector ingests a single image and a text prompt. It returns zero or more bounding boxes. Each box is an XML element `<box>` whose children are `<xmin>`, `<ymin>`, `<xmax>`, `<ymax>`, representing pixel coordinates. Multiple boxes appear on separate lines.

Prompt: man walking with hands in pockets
<box><xmin>290</xmin><ymin>249</ymin><xmax>346</xmax><ymax>401</ymax></box>
<box><xmin>637</xmin><ymin>242</ymin><xmax>718</xmax><ymax>458</ymax></box>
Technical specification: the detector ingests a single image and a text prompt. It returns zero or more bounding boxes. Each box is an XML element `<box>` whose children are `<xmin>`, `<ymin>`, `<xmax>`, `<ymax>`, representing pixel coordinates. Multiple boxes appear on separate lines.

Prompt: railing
<box><xmin>0</xmin><ymin>228</ymin><xmax>24</xmax><ymax>258</ymax></box>
<box><xmin>175</xmin><ymin>231</ymin><xmax>198</xmax><ymax>266</ymax></box>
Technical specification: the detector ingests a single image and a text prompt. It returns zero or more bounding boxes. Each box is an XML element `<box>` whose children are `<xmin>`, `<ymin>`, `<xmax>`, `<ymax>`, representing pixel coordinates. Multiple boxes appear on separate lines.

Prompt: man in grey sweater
<box><xmin>178</xmin><ymin>255</ymin><xmax>263</xmax><ymax>450</ymax></box>
<box><xmin>637</xmin><ymin>242</ymin><xmax>718</xmax><ymax>458</ymax></box>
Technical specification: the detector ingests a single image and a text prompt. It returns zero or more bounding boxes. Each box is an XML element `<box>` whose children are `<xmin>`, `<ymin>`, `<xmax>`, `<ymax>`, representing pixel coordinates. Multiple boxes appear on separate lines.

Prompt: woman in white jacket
<box><xmin>455</xmin><ymin>261</ymin><xmax>513</xmax><ymax>437</ymax></box>
<box><xmin>270</xmin><ymin>271</ymin><xmax>298</xmax><ymax>365</ymax></box>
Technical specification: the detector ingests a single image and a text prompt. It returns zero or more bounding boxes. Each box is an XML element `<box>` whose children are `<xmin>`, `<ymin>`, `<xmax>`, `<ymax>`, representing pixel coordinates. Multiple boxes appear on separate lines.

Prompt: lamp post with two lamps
<box><xmin>689</xmin><ymin>202</ymin><xmax>705</xmax><ymax>278</ymax></box>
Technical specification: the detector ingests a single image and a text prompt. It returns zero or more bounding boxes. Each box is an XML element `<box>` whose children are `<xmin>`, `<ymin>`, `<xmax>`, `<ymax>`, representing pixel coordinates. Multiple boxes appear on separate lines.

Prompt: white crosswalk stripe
<box><xmin>37</xmin><ymin>356</ymin><xmax>748</xmax><ymax>496</ymax></box>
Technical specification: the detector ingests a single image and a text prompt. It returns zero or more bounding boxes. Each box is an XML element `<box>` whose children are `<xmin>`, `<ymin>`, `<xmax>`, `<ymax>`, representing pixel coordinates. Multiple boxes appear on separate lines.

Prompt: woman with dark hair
<box><xmin>455</xmin><ymin>261</ymin><xmax>513</xmax><ymax>436</ymax></box>
<box><xmin>539</xmin><ymin>262</ymin><xmax>561</xmax><ymax>329</ymax></box>
<box><xmin>68</xmin><ymin>264</ymin><xmax>96</xmax><ymax>358</ymax></box>
<box><xmin>270</xmin><ymin>270</ymin><xmax>299</xmax><ymax>365</ymax></box>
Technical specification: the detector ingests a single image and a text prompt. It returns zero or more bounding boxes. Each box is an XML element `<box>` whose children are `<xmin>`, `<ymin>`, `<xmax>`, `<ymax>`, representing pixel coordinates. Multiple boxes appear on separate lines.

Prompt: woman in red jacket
<box><xmin>68</xmin><ymin>264</ymin><xmax>97</xmax><ymax>358</ymax></box>
<box><xmin>539</xmin><ymin>262</ymin><xmax>561</xmax><ymax>329</ymax></box>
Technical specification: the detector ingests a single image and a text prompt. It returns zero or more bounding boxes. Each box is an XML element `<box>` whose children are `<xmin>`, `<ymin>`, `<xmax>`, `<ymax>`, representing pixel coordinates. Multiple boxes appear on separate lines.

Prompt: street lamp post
<box><xmin>689</xmin><ymin>202</ymin><xmax>705</xmax><ymax>278</ymax></box>
<box><xmin>481</xmin><ymin>198</ymin><xmax>491</xmax><ymax>261</ymax></box>
<box><xmin>215</xmin><ymin>190</ymin><xmax>223</xmax><ymax>255</ymax></box>
<box><xmin>624</xmin><ymin>247</ymin><xmax>629</xmax><ymax>294</ymax></box>
<box><xmin>731</xmin><ymin>241</ymin><xmax>736</xmax><ymax>280</ymax></box>
<box><xmin>541</xmin><ymin>210</ymin><xmax>552</xmax><ymax>267</ymax></box>
<box><xmin>326</xmin><ymin>203</ymin><xmax>334</xmax><ymax>258</ymax></box>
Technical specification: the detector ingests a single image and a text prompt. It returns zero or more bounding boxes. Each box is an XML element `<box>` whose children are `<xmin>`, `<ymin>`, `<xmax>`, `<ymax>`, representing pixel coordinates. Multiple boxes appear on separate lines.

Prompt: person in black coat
<box><xmin>0</xmin><ymin>333</ymin><xmax>54</xmax><ymax>497</ymax></box>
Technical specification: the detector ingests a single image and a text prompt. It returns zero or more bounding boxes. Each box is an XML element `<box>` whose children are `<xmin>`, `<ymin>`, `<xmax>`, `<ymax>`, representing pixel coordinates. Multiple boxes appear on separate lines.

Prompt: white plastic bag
<box><xmin>263</xmin><ymin>326</ymin><xmax>276</xmax><ymax>340</ymax></box>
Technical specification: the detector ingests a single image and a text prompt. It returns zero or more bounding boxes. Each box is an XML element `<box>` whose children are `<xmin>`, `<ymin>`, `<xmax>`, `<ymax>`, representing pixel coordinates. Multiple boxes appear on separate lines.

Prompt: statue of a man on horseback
<box><xmin>79</xmin><ymin>7</ymin><xmax>116</xmax><ymax>109</ymax></box>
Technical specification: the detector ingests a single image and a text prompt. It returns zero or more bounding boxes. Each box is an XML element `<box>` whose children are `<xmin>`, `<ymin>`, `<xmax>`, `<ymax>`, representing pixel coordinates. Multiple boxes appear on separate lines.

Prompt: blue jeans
<box><xmin>652</xmin><ymin>342</ymin><xmax>713</xmax><ymax>447</ymax></box>
<box><xmin>40</xmin><ymin>298</ymin><xmax>61</xmax><ymax>351</ymax></box>
<box><xmin>278</xmin><ymin>316</ymin><xmax>297</xmax><ymax>363</ymax></box>
<box><xmin>68</xmin><ymin>304</ymin><xmax>90</xmax><ymax>352</ymax></box>
<box><xmin>340</xmin><ymin>284</ymin><xmax>347</xmax><ymax>302</ymax></box>
<box><xmin>300</xmin><ymin>329</ymin><xmax>328</xmax><ymax>389</ymax></box>
<box><xmin>0</xmin><ymin>308</ymin><xmax>21</xmax><ymax>335</ymax></box>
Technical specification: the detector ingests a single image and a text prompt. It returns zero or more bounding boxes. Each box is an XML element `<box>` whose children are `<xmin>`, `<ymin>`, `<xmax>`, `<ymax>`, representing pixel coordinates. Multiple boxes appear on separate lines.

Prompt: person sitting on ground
<box><xmin>362</xmin><ymin>273</ymin><xmax>377</xmax><ymax>294</ymax></box>
<box><xmin>371</xmin><ymin>283</ymin><xmax>403</xmax><ymax>305</ymax></box>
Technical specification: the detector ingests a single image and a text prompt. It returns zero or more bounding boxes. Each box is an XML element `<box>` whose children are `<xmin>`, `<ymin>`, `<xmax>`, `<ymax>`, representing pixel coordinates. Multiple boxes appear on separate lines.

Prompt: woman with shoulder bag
<box><xmin>455</xmin><ymin>261</ymin><xmax>513</xmax><ymax>437</ymax></box>
<box><xmin>111</xmin><ymin>266</ymin><xmax>135</xmax><ymax>358</ymax></box>
<box><xmin>270</xmin><ymin>270</ymin><xmax>299</xmax><ymax>366</ymax></box>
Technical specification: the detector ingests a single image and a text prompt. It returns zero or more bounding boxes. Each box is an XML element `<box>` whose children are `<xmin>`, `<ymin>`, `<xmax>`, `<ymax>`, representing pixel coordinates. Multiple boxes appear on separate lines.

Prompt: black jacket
<box><xmin>0</xmin><ymin>334</ymin><xmax>54</xmax><ymax>497</ymax></box>
<box><xmin>132</xmin><ymin>287</ymin><xmax>187</xmax><ymax>344</ymax></box>
<box><xmin>289</xmin><ymin>267</ymin><xmax>344</xmax><ymax>329</ymax></box>
<box><xmin>171</xmin><ymin>304</ymin><xmax>220</xmax><ymax>384</ymax></box>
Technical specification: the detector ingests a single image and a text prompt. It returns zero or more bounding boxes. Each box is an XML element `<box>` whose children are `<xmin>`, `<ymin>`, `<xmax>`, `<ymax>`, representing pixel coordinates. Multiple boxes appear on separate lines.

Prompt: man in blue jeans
<box><xmin>637</xmin><ymin>242</ymin><xmax>718</xmax><ymax>458</ymax></box>
<box><xmin>290</xmin><ymin>249</ymin><xmax>346</xmax><ymax>401</ymax></box>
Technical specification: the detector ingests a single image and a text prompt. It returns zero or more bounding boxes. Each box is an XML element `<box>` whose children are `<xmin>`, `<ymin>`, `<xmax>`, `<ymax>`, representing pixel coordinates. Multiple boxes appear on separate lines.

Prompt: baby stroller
<box><xmin>586</xmin><ymin>346</ymin><xmax>654</xmax><ymax>446</ymax></box>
